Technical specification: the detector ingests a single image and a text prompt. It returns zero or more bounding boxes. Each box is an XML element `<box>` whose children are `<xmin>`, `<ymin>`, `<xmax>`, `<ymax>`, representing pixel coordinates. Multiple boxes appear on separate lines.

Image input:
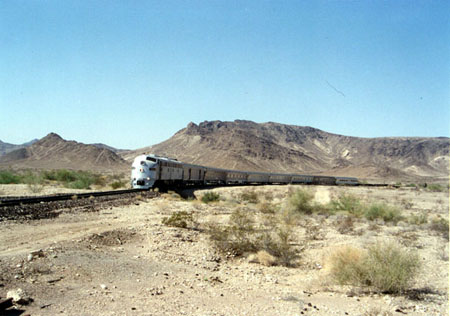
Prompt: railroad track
<box><xmin>0</xmin><ymin>183</ymin><xmax>392</xmax><ymax>208</ymax></box>
<box><xmin>0</xmin><ymin>189</ymin><xmax>147</xmax><ymax>207</ymax></box>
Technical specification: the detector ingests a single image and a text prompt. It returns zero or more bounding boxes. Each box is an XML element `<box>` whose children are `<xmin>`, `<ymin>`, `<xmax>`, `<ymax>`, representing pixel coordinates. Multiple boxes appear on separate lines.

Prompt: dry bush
<box><xmin>335</xmin><ymin>216</ymin><xmax>355</xmax><ymax>234</ymax></box>
<box><xmin>329</xmin><ymin>193</ymin><xmax>364</xmax><ymax>217</ymax></box>
<box><xmin>263</xmin><ymin>191</ymin><xmax>274</xmax><ymax>202</ymax></box>
<box><xmin>257</xmin><ymin>201</ymin><xmax>276</xmax><ymax>214</ymax></box>
<box><xmin>202</xmin><ymin>191</ymin><xmax>221</xmax><ymax>203</ymax></box>
<box><xmin>287</xmin><ymin>189</ymin><xmax>315</xmax><ymax>214</ymax></box>
<box><xmin>328</xmin><ymin>242</ymin><xmax>421</xmax><ymax>294</ymax></box>
<box><xmin>240</xmin><ymin>190</ymin><xmax>259</xmax><ymax>204</ymax></box>
<box><xmin>258</xmin><ymin>224</ymin><xmax>300</xmax><ymax>267</ymax></box>
<box><xmin>430</xmin><ymin>217</ymin><xmax>449</xmax><ymax>240</ymax></box>
<box><xmin>208</xmin><ymin>208</ymin><xmax>300</xmax><ymax>266</ymax></box>
<box><xmin>162</xmin><ymin>211</ymin><xmax>197</xmax><ymax>229</ymax></box>
<box><xmin>207</xmin><ymin>209</ymin><xmax>257</xmax><ymax>256</ymax></box>
<box><xmin>364</xmin><ymin>203</ymin><xmax>404</xmax><ymax>224</ymax></box>
<box><xmin>407</xmin><ymin>212</ymin><xmax>428</xmax><ymax>225</ymax></box>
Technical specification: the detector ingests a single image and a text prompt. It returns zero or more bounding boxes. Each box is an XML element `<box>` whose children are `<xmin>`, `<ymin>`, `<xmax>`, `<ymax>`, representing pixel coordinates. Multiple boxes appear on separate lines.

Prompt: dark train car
<box><xmin>312</xmin><ymin>176</ymin><xmax>336</xmax><ymax>185</ymax></box>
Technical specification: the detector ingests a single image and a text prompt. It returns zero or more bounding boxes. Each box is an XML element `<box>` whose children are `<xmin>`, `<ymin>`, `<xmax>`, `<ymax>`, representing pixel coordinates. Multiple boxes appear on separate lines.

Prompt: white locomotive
<box><xmin>131</xmin><ymin>154</ymin><xmax>359</xmax><ymax>189</ymax></box>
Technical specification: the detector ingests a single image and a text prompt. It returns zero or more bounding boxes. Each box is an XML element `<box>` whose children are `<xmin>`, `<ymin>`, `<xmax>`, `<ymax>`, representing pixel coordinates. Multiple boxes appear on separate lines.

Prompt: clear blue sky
<box><xmin>1</xmin><ymin>0</ymin><xmax>449</xmax><ymax>149</ymax></box>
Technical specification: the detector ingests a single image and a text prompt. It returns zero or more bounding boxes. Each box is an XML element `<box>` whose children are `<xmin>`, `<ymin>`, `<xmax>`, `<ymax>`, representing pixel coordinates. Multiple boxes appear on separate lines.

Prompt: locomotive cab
<box><xmin>131</xmin><ymin>155</ymin><xmax>158</xmax><ymax>189</ymax></box>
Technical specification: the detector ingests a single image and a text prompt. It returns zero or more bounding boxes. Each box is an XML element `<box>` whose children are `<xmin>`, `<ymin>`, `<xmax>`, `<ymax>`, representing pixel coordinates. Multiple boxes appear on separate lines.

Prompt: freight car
<box><xmin>131</xmin><ymin>154</ymin><xmax>358</xmax><ymax>189</ymax></box>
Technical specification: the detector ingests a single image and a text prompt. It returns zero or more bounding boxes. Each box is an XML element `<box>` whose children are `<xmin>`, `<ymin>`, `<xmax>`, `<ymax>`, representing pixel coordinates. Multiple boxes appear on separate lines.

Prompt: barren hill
<box><xmin>0</xmin><ymin>133</ymin><xmax>129</xmax><ymax>172</ymax></box>
<box><xmin>0</xmin><ymin>139</ymin><xmax>37</xmax><ymax>156</ymax></box>
<box><xmin>124</xmin><ymin>120</ymin><xmax>449</xmax><ymax>181</ymax></box>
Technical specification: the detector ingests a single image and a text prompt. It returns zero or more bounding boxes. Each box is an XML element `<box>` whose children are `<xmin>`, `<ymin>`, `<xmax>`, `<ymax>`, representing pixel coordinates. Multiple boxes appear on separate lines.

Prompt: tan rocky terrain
<box><xmin>122</xmin><ymin>120</ymin><xmax>449</xmax><ymax>182</ymax></box>
<box><xmin>0</xmin><ymin>184</ymin><xmax>448</xmax><ymax>315</ymax></box>
<box><xmin>0</xmin><ymin>133</ymin><xmax>129</xmax><ymax>172</ymax></box>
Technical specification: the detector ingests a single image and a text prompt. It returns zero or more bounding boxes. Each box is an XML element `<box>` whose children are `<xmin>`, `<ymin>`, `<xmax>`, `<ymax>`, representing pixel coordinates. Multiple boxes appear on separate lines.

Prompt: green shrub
<box><xmin>329</xmin><ymin>242</ymin><xmax>421</xmax><ymax>294</ymax></box>
<box><xmin>430</xmin><ymin>217</ymin><xmax>449</xmax><ymax>240</ymax></box>
<box><xmin>208</xmin><ymin>209</ymin><xmax>257</xmax><ymax>255</ymax></box>
<box><xmin>162</xmin><ymin>211</ymin><xmax>196</xmax><ymax>229</ymax></box>
<box><xmin>329</xmin><ymin>194</ymin><xmax>364</xmax><ymax>217</ymax></box>
<box><xmin>201</xmin><ymin>191</ymin><xmax>220</xmax><ymax>203</ymax></box>
<box><xmin>364</xmin><ymin>203</ymin><xmax>403</xmax><ymax>224</ymax></box>
<box><xmin>408</xmin><ymin>213</ymin><xmax>428</xmax><ymax>225</ymax></box>
<box><xmin>427</xmin><ymin>184</ymin><xmax>445</xmax><ymax>192</ymax></box>
<box><xmin>110</xmin><ymin>180</ymin><xmax>126</xmax><ymax>189</ymax></box>
<box><xmin>240</xmin><ymin>190</ymin><xmax>259</xmax><ymax>203</ymax></box>
<box><xmin>258</xmin><ymin>224</ymin><xmax>299</xmax><ymax>267</ymax></box>
<box><xmin>0</xmin><ymin>170</ymin><xmax>21</xmax><ymax>184</ymax></box>
<box><xmin>287</xmin><ymin>189</ymin><xmax>315</xmax><ymax>214</ymax></box>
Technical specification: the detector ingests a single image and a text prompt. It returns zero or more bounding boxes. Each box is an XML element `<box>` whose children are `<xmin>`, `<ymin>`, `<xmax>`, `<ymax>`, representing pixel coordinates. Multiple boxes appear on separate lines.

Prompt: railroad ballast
<box><xmin>131</xmin><ymin>154</ymin><xmax>359</xmax><ymax>189</ymax></box>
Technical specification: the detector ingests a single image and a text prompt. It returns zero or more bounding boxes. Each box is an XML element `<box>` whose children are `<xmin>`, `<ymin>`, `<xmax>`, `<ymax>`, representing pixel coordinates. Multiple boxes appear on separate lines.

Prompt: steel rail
<box><xmin>0</xmin><ymin>188</ymin><xmax>146</xmax><ymax>207</ymax></box>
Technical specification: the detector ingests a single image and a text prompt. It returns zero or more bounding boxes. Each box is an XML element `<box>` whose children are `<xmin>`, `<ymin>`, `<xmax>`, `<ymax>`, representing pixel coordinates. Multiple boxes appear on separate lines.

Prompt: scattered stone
<box><xmin>100</xmin><ymin>284</ymin><xmax>108</xmax><ymax>290</ymax></box>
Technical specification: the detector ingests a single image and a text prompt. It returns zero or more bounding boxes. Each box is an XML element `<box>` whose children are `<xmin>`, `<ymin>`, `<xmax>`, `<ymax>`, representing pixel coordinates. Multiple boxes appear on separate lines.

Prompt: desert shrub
<box><xmin>426</xmin><ymin>183</ymin><xmax>445</xmax><ymax>192</ymax></box>
<box><xmin>328</xmin><ymin>246</ymin><xmax>367</xmax><ymax>286</ymax></box>
<box><xmin>258</xmin><ymin>201</ymin><xmax>275</xmax><ymax>214</ymax></box>
<box><xmin>23</xmin><ymin>171</ymin><xmax>44</xmax><ymax>193</ymax></box>
<box><xmin>263</xmin><ymin>191</ymin><xmax>274</xmax><ymax>202</ymax></box>
<box><xmin>287</xmin><ymin>189</ymin><xmax>315</xmax><ymax>214</ymax></box>
<box><xmin>328</xmin><ymin>243</ymin><xmax>420</xmax><ymax>294</ymax></box>
<box><xmin>240</xmin><ymin>190</ymin><xmax>259</xmax><ymax>203</ymax></box>
<box><xmin>430</xmin><ymin>217</ymin><xmax>449</xmax><ymax>240</ymax></box>
<box><xmin>0</xmin><ymin>170</ymin><xmax>21</xmax><ymax>184</ymax></box>
<box><xmin>208</xmin><ymin>209</ymin><xmax>257</xmax><ymax>255</ymax></box>
<box><xmin>110</xmin><ymin>180</ymin><xmax>127</xmax><ymax>189</ymax></box>
<box><xmin>364</xmin><ymin>203</ymin><xmax>403</xmax><ymax>224</ymax></box>
<box><xmin>335</xmin><ymin>216</ymin><xmax>355</xmax><ymax>234</ymax></box>
<box><xmin>202</xmin><ymin>191</ymin><xmax>220</xmax><ymax>203</ymax></box>
<box><xmin>162</xmin><ymin>211</ymin><xmax>196</xmax><ymax>229</ymax></box>
<box><xmin>258</xmin><ymin>224</ymin><xmax>299</xmax><ymax>267</ymax></box>
<box><xmin>363</xmin><ymin>243</ymin><xmax>420</xmax><ymax>293</ymax></box>
<box><xmin>408</xmin><ymin>213</ymin><xmax>428</xmax><ymax>225</ymax></box>
<box><xmin>329</xmin><ymin>194</ymin><xmax>364</xmax><ymax>217</ymax></box>
<box><xmin>405</xmin><ymin>183</ymin><xmax>417</xmax><ymax>188</ymax></box>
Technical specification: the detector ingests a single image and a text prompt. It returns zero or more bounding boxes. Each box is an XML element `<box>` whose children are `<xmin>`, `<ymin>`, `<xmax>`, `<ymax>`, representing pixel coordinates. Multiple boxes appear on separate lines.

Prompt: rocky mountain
<box><xmin>124</xmin><ymin>120</ymin><xmax>449</xmax><ymax>181</ymax></box>
<box><xmin>0</xmin><ymin>139</ymin><xmax>38</xmax><ymax>156</ymax></box>
<box><xmin>0</xmin><ymin>133</ymin><xmax>129</xmax><ymax>171</ymax></box>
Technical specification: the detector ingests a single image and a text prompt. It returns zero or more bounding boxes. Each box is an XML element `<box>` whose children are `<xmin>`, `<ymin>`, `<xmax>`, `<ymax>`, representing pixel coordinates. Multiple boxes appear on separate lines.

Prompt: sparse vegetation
<box><xmin>162</xmin><ymin>211</ymin><xmax>197</xmax><ymax>229</ymax></box>
<box><xmin>328</xmin><ymin>242</ymin><xmax>421</xmax><ymax>294</ymax></box>
<box><xmin>287</xmin><ymin>189</ymin><xmax>315</xmax><ymax>214</ymax></box>
<box><xmin>240</xmin><ymin>190</ymin><xmax>259</xmax><ymax>203</ymax></box>
<box><xmin>201</xmin><ymin>191</ymin><xmax>221</xmax><ymax>203</ymax></box>
<box><xmin>430</xmin><ymin>217</ymin><xmax>449</xmax><ymax>240</ymax></box>
<box><xmin>208</xmin><ymin>208</ymin><xmax>299</xmax><ymax>266</ymax></box>
<box><xmin>329</xmin><ymin>193</ymin><xmax>364</xmax><ymax>217</ymax></box>
<box><xmin>110</xmin><ymin>180</ymin><xmax>127</xmax><ymax>189</ymax></box>
<box><xmin>408</xmin><ymin>212</ymin><xmax>428</xmax><ymax>225</ymax></box>
<box><xmin>426</xmin><ymin>183</ymin><xmax>446</xmax><ymax>192</ymax></box>
<box><xmin>364</xmin><ymin>203</ymin><xmax>403</xmax><ymax>224</ymax></box>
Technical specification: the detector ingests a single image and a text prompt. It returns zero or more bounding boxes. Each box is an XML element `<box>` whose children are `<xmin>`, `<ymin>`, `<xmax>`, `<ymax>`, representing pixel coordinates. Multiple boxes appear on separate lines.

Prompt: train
<box><xmin>131</xmin><ymin>154</ymin><xmax>359</xmax><ymax>189</ymax></box>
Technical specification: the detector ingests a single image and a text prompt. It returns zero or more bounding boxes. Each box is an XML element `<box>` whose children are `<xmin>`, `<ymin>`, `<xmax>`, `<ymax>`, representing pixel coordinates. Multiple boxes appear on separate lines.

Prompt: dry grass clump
<box><xmin>257</xmin><ymin>201</ymin><xmax>276</xmax><ymax>214</ymax></box>
<box><xmin>407</xmin><ymin>212</ymin><xmax>428</xmax><ymax>225</ymax></box>
<box><xmin>430</xmin><ymin>217</ymin><xmax>449</xmax><ymax>240</ymax></box>
<box><xmin>162</xmin><ymin>211</ymin><xmax>197</xmax><ymax>229</ymax></box>
<box><xmin>240</xmin><ymin>190</ymin><xmax>259</xmax><ymax>204</ymax></box>
<box><xmin>208</xmin><ymin>208</ymin><xmax>300</xmax><ymax>266</ymax></box>
<box><xmin>201</xmin><ymin>191</ymin><xmax>221</xmax><ymax>203</ymax></box>
<box><xmin>329</xmin><ymin>193</ymin><xmax>364</xmax><ymax>217</ymax></box>
<box><xmin>335</xmin><ymin>216</ymin><xmax>355</xmax><ymax>234</ymax></box>
<box><xmin>364</xmin><ymin>203</ymin><xmax>404</xmax><ymax>224</ymax></box>
<box><xmin>287</xmin><ymin>189</ymin><xmax>316</xmax><ymax>214</ymax></box>
<box><xmin>328</xmin><ymin>242</ymin><xmax>421</xmax><ymax>294</ymax></box>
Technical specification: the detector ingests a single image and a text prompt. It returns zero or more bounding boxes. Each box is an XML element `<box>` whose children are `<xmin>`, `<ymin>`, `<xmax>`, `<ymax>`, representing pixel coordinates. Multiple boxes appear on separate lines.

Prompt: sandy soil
<box><xmin>0</xmin><ymin>184</ymin><xmax>448</xmax><ymax>315</ymax></box>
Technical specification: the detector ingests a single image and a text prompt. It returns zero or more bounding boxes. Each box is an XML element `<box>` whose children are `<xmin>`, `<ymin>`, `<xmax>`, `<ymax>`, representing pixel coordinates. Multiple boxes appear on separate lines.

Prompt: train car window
<box><xmin>150</xmin><ymin>168</ymin><xmax>156</xmax><ymax>171</ymax></box>
<box><xmin>146</xmin><ymin>157</ymin><xmax>156</xmax><ymax>162</ymax></box>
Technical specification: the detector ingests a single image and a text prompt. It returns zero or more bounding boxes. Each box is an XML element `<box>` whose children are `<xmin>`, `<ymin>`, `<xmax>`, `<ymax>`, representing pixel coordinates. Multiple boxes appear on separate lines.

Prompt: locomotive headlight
<box><xmin>147</xmin><ymin>177</ymin><xmax>150</xmax><ymax>180</ymax></box>
<box><xmin>140</xmin><ymin>168</ymin><xmax>143</xmax><ymax>172</ymax></box>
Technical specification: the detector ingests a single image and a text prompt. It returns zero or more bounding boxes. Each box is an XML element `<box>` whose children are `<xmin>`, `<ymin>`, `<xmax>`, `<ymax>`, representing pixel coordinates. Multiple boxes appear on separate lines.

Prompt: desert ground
<box><xmin>0</xmin><ymin>184</ymin><xmax>448</xmax><ymax>316</ymax></box>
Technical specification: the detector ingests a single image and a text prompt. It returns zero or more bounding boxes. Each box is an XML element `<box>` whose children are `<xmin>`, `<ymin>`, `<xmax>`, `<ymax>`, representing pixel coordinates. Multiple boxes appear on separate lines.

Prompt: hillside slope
<box><xmin>123</xmin><ymin>120</ymin><xmax>449</xmax><ymax>181</ymax></box>
<box><xmin>0</xmin><ymin>133</ymin><xmax>129</xmax><ymax>172</ymax></box>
